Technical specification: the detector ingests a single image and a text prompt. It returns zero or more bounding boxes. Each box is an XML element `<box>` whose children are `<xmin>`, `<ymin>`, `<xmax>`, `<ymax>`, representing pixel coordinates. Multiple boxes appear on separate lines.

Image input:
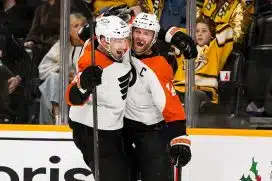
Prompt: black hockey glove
<box><xmin>166</xmin><ymin>121</ymin><xmax>192</xmax><ymax>167</ymax></box>
<box><xmin>102</xmin><ymin>4</ymin><xmax>132</xmax><ymax>23</ymax></box>
<box><xmin>80</xmin><ymin>65</ymin><xmax>103</xmax><ymax>90</ymax></box>
<box><xmin>170</xmin><ymin>135</ymin><xmax>192</xmax><ymax>167</ymax></box>
<box><xmin>78</xmin><ymin>24</ymin><xmax>92</xmax><ymax>42</ymax></box>
<box><xmin>159</xmin><ymin>27</ymin><xmax>198</xmax><ymax>59</ymax></box>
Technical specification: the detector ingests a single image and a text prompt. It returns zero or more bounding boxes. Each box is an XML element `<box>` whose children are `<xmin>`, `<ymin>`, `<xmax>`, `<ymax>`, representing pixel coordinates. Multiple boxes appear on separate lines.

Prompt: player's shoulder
<box><xmin>78</xmin><ymin>46</ymin><xmax>114</xmax><ymax>72</ymax></box>
<box><xmin>142</xmin><ymin>54</ymin><xmax>172</xmax><ymax>77</ymax></box>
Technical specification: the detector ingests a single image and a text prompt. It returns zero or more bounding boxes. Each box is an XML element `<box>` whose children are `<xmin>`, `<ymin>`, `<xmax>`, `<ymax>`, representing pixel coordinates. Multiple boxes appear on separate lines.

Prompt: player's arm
<box><xmin>158</xmin><ymin>27</ymin><xmax>198</xmax><ymax>60</ymax></box>
<box><xmin>65</xmin><ymin>68</ymin><xmax>101</xmax><ymax>106</ymax></box>
<box><xmin>146</xmin><ymin>58</ymin><xmax>184</xmax><ymax>121</ymax></box>
<box><xmin>148</xmin><ymin>66</ymin><xmax>188</xmax><ymax>137</ymax></box>
<box><xmin>229</xmin><ymin>2</ymin><xmax>251</xmax><ymax>44</ymax></box>
<box><xmin>214</xmin><ymin>24</ymin><xmax>234</xmax><ymax>70</ymax></box>
<box><xmin>147</xmin><ymin>58</ymin><xmax>191</xmax><ymax>166</ymax></box>
<box><xmin>65</xmin><ymin>40</ymin><xmax>102</xmax><ymax>106</ymax></box>
<box><xmin>149</xmin><ymin>69</ymin><xmax>192</xmax><ymax>167</ymax></box>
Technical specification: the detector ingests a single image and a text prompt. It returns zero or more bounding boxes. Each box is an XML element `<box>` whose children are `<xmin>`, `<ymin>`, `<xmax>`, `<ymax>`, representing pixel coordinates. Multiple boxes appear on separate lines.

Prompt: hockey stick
<box><xmin>81</xmin><ymin>1</ymin><xmax>100</xmax><ymax>181</ymax></box>
<box><xmin>174</xmin><ymin>157</ymin><xmax>182</xmax><ymax>181</ymax></box>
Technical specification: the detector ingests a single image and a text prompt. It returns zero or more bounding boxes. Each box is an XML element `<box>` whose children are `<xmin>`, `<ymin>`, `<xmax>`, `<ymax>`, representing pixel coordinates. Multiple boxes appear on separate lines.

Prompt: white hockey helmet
<box><xmin>95</xmin><ymin>16</ymin><xmax>131</xmax><ymax>61</ymax></box>
<box><xmin>95</xmin><ymin>15</ymin><xmax>131</xmax><ymax>44</ymax></box>
<box><xmin>132</xmin><ymin>12</ymin><xmax>160</xmax><ymax>46</ymax></box>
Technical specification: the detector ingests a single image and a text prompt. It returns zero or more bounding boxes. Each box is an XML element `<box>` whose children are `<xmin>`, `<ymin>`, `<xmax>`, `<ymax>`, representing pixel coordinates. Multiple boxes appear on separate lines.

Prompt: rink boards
<box><xmin>0</xmin><ymin>125</ymin><xmax>272</xmax><ymax>181</ymax></box>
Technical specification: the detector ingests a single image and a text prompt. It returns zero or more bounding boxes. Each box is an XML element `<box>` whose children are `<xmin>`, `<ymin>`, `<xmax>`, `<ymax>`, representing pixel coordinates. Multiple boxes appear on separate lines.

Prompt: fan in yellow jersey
<box><xmin>91</xmin><ymin>0</ymin><xmax>138</xmax><ymax>16</ymax></box>
<box><xmin>138</xmin><ymin>0</ymin><xmax>165</xmax><ymax>19</ymax></box>
<box><xmin>92</xmin><ymin>0</ymin><xmax>164</xmax><ymax>21</ymax></box>
<box><xmin>197</xmin><ymin>0</ymin><xmax>252</xmax><ymax>44</ymax></box>
<box><xmin>173</xmin><ymin>17</ymin><xmax>234</xmax><ymax>104</ymax></box>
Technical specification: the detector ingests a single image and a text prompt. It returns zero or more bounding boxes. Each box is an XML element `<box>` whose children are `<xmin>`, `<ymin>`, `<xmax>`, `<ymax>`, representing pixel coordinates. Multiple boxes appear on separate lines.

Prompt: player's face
<box><xmin>132</xmin><ymin>28</ymin><xmax>154</xmax><ymax>54</ymax></box>
<box><xmin>109</xmin><ymin>38</ymin><xmax>130</xmax><ymax>60</ymax></box>
<box><xmin>196</xmin><ymin>23</ymin><xmax>213</xmax><ymax>47</ymax></box>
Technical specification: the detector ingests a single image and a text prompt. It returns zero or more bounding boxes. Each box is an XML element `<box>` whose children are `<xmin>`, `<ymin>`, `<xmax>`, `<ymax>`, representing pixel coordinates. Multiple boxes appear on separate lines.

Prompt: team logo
<box><xmin>181</xmin><ymin>53</ymin><xmax>207</xmax><ymax>71</ymax></box>
<box><xmin>129</xmin><ymin>65</ymin><xmax>137</xmax><ymax>87</ymax></box>
<box><xmin>118</xmin><ymin>71</ymin><xmax>131</xmax><ymax>100</ymax></box>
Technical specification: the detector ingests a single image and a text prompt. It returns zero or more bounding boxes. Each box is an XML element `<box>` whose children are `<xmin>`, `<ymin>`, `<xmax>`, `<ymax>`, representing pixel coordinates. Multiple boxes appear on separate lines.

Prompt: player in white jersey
<box><xmin>65</xmin><ymin>16</ymin><xmax>133</xmax><ymax>181</ymax></box>
<box><xmin>123</xmin><ymin>12</ymin><xmax>196</xmax><ymax>181</ymax></box>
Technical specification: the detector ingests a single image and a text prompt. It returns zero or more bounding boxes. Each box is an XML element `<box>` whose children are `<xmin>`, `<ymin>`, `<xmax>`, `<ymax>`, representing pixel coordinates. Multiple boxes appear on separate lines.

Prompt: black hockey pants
<box><xmin>123</xmin><ymin>117</ymin><xmax>172</xmax><ymax>181</ymax></box>
<box><xmin>69</xmin><ymin>120</ymin><xmax>130</xmax><ymax>181</ymax></box>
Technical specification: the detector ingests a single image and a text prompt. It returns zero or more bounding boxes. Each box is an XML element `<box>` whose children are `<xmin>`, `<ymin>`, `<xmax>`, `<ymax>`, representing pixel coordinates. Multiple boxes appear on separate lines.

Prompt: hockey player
<box><xmin>123</xmin><ymin>12</ymin><xmax>196</xmax><ymax>181</ymax></box>
<box><xmin>65</xmin><ymin>16</ymin><xmax>132</xmax><ymax>181</ymax></box>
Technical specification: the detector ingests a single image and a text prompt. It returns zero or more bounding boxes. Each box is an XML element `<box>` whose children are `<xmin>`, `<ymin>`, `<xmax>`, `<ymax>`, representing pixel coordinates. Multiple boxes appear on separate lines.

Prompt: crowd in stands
<box><xmin>0</xmin><ymin>0</ymin><xmax>271</xmax><ymax>128</ymax></box>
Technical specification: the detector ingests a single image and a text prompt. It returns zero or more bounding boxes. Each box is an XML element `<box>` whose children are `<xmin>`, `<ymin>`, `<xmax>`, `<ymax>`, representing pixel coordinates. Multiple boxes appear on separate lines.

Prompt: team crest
<box><xmin>118</xmin><ymin>71</ymin><xmax>131</xmax><ymax>100</ymax></box>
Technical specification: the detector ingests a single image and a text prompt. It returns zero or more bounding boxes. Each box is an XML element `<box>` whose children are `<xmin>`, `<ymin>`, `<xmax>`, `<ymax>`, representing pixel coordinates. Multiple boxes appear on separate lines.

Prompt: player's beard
<box><xmin>133</xmin><ymin>40</ymin><xmax>152</xmax><ymax>55</ymax></box>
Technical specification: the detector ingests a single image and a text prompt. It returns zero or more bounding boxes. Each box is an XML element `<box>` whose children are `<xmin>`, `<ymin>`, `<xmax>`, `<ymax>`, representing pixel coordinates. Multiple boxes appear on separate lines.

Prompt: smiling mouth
<box><xmin>136</xmin><ymin>41</ymin><xmax>145</xmax><ymax>47</ymax></box>
<box><xmin>116</xmin><ymin>50</ymin><xmax>124</xmax><ymax>56</ymax></box>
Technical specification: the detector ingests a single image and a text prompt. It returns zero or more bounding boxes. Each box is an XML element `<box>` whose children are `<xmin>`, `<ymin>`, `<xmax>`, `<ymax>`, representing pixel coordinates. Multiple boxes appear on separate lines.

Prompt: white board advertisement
<box><xmin>183</xmin><ymin>135</ymin><xmax>272</xmax><ymax>181</ymax></box>
<box><xmin>1</xmin><ymin>130</ymin><xmax>272</xmax><ymax>181</ymax></box>
<box><xmin>0</xmin><ymin>131</ymin><xmax>94</xmax><ymax>181</ymax></box>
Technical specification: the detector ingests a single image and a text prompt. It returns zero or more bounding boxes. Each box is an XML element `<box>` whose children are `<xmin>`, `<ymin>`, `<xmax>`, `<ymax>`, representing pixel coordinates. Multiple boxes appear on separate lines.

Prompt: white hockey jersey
<box><xmin>66</xmin><ymin>41</ymin><xmax>133</xmax><ymax>130</ymax></box>
<box><xmin>125</xmin><ymin>54</ymin><xmax>186</xmax><ymax>125</ymax></box>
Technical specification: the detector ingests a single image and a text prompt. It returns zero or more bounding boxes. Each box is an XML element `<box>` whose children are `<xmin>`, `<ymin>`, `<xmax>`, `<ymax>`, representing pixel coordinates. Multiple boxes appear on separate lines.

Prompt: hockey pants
<box><xmin>123</xmin><ymin>117</ymin><xmax>172</xmax><ymax>181</ymax></box>
<box><xmin>69</xmin><ymin>120</ymin><xmax>130</xmax><ymax>181</ymax></box>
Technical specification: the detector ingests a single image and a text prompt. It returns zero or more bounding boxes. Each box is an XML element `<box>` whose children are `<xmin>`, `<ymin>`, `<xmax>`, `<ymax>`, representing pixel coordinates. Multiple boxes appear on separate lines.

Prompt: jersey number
<box><xmin>166</xmin><ymin>83</ymin><xmax>176</xmax><ymax>96</ymax></box>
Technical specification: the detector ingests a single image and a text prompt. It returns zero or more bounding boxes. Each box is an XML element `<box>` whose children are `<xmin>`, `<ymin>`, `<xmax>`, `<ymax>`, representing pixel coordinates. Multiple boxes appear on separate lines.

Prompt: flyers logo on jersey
<box><xmin>129</xmin><ymin>65</ymin><xmax>137</xmax><ymax>87</ymax></box>
<box><xmin>118</xmin><ymin>71</ymin><xmax>131</xmax><ymax>100</ymax></box>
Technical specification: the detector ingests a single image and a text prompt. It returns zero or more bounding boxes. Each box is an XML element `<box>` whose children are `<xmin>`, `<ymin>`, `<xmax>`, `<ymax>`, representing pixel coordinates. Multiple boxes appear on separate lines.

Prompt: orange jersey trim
<box><xmin>141</xmin><ymin>56</ymin><xmax>186</xmax><ymax>121</ymax></box>
<box><xmin>65</xmin><ymin>41</ymin><xmax>114</xmax><ymax>106</ymax></box>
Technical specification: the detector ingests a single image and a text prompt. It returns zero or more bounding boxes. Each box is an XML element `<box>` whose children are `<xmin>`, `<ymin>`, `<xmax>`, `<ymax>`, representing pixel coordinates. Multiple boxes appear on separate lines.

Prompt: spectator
<box><xmin>87</xmin><ymin>0</ymin><xmax>138</xmax><ymax>16</ymax></box>
<box><xmin>138</xmin><ymin>0</ymin><xmax>164</xmax><ymax>19</ymax></box>
<box><xmin>160</xmin><ymin>0</ymin><xmax>186</xmax><ymax>29</ymax></box>
<box><xmin>2</xmin><ymin>0</ymin><xmax>33</xmax><ymax>39</ymax></box>
<box><xmin>173</xmin><ymin>17</ymin><xmax>233</xmax><ymax>109</ymax></box>
<box><xmin>24</xmin><ymin>0</ymin><xmax>60</xmax><ymax>59</ymax></box>
<box><xmin>0</xmin><ymin>63</ymin><xmax>13</xmax><ymax>123</ymax></box>
<box><xmin>38</xmin><ymin>13</ymin><xmax>86</xmax><ymax>124</ymax></box>
<box><xmin>241</xmin><ymin>0</ymin><xmax>255</xmax><ymax>14</ymax></box>
<box><xmin>197</xmin><ymin>0</ymin><xmax>252</xmax><ymax>44</ymax></box>
<box><xmin>0</xmin><ymin>10</ymin><xmax>30</xmax><ymax>123</ymax></box>
<box><xmin>22</xmin><ymin>0</ymin><xmax>60</xmax><ymax>113</ymax></box>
